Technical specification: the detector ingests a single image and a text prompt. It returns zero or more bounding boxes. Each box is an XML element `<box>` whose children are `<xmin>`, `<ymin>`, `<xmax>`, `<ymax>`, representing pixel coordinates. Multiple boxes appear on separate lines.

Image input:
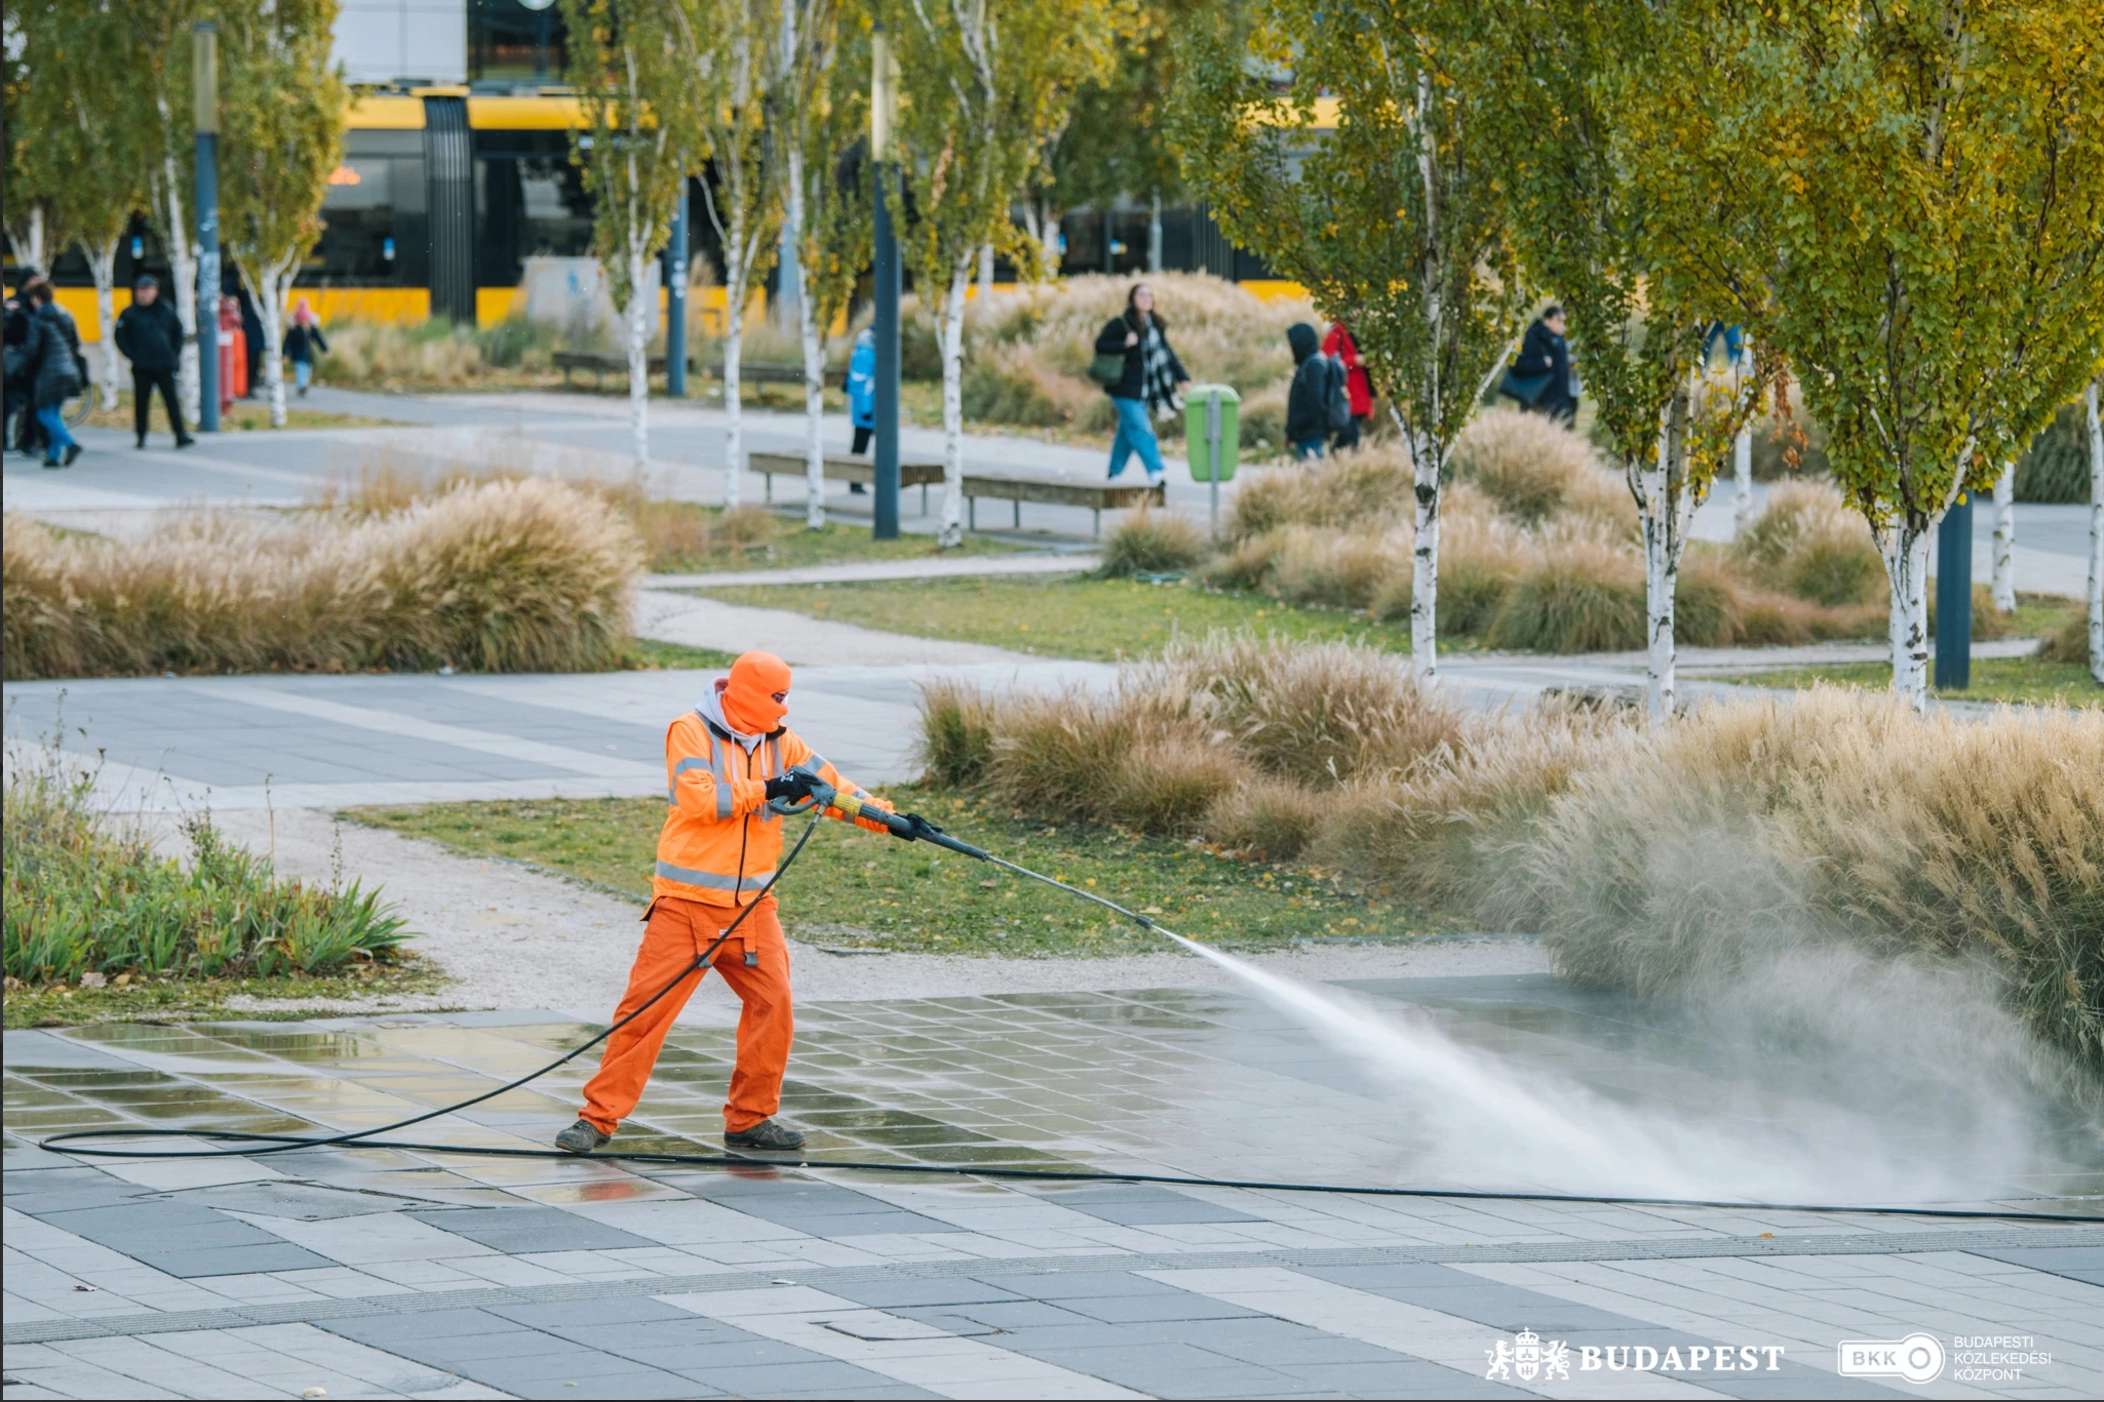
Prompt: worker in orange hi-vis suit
<box><xmin>555</xmin><ymin>651</ymin><xmax>898</xmax><ymax>1155</ymax></box>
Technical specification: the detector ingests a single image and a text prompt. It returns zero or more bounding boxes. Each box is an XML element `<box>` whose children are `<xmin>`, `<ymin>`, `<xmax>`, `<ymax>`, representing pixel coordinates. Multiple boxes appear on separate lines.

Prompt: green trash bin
<box><xmin>1183</xmin><ymin>384</ymin><xmax>1241</xmax><ymax>534</ymax></box>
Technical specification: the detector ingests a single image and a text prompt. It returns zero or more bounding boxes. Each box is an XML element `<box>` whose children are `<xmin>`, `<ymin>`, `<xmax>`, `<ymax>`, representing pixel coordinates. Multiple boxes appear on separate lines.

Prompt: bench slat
<box><xmin>748</xmin><ymin>452</ymin><xmax>945</xmax><ymax>486</ymax></box>
<box><xmin>959</xmin><ymin>475</ymin><xmax>1164</xmax><ymax>509</ymax></box>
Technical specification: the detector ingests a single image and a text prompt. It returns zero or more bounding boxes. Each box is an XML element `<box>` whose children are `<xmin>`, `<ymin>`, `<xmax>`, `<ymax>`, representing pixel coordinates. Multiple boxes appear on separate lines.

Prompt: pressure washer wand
<box><xmin>788</xmin><ymin>766</ymin><xmax>1173</xmax><ymax>940</ymax></box>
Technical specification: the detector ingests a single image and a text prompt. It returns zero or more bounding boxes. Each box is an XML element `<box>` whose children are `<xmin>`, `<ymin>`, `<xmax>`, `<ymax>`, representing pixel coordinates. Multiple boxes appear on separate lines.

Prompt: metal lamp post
<box><xmin>666</xmin><ymin>184</ymin><xmax>688</xmax><ymax>398</ymax></box>
<box><xmin>870</xmin><ymin>25</ymin><xmax>901</xmax><ymax>541</ymax></box>
<box><xmin>1934</xmin><ymin>491</ymin><xmax>1974</xmax><ymax>691</ymax></box>
<box><xmin>194</xmin><ymin>23</ymin><xmax>220</xmax><ymax>433</ymax></box>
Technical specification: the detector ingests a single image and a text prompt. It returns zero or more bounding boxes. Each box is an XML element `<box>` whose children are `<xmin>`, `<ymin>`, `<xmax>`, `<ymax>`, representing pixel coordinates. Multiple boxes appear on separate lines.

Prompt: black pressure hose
<box><xmin>38</xmin><ymin>785</ymin><xmax>2104</xmax><ymax>1226</ymax></box>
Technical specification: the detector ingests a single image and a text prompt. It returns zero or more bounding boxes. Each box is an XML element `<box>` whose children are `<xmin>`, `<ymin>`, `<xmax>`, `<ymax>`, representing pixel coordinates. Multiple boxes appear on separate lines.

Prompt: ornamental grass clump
<box><xmin>2</xmin><ymin>752</ymin><xmax>407</xmax><ymax>985</ymax></box>
<box><xmin>919</xmin><ymin>643</ymin><xmax>2104</xmax><ymax>1089</ymax></box>
<box><xmin>1098</xmin><ymin>507</ymin><xmax>1208</xmax><ymax>578</ymax></box>
<box><xmin>2</xmin><ymin>477</ymin><xmax>641</xmax><ymax>679</ymax></box>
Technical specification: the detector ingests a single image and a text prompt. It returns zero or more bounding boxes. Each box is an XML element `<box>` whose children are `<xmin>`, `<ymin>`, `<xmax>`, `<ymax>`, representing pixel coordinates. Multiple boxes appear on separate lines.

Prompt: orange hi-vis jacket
<box><xmin>655</xmin><ymin>683</ymin><xmax>894</xmax><ymax>906</ymax></box>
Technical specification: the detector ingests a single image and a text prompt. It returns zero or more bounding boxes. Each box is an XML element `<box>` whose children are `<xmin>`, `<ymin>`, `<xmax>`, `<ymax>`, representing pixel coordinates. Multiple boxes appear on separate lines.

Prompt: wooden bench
<box><xmin>553</xmin><ymin>350</ymin><xmax>690</xmax><ymax>389</ymax></box>
<box><xmin>962</xmin><ymin>474</ymin><xmax>1164</xmax><ymax>538</ymax></box>
<box><xmin>552</xmin><ymin>351</ymin><xmax>842</xmax><ymax>391</ymax></box>
<box><xmin>710</xmin><ymin>361</ymin><xmax>846</xmax><ymax>388</ymax></box>
<box><xmin>748</xmin><ymin>451</ymin><xmax>945</xmax><ymax>513</ymax></box>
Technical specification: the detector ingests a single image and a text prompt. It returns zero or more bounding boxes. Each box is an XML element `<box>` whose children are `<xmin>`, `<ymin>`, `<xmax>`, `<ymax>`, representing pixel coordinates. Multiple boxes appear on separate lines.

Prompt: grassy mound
<box><xmin>3</xmin><ymin>477</ymin><xmax>641</xmax><ymax>679</ymax></box>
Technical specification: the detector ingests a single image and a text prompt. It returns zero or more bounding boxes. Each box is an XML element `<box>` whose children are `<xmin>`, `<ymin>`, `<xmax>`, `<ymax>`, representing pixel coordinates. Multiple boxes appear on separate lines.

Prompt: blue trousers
<box><xmin>1107</xmin><ymin>396</ymin><xmax>1165</xmax><ymax>479</ymax></box>
<box><xmin>36</xmin><ymin>405</ymin><xmax>77</xmax><ymax>464</ymax></box>
<box><xmin>1292</xmin><ymin>438</ymin><xmax>1326</xmax><ymax>461</ymax></box>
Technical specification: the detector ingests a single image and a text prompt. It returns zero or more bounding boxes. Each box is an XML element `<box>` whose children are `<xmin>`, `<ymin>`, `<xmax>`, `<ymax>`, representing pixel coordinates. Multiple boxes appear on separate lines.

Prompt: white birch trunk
<box><xmin>977</xmin><ymin>242</ymin><xmax>995</xmax><ymax>302</ymax></box>
<box><xmin>1990</xmin><ymin>461</ymin><xmax>2016</xmax><ymax>612</ymax></box>
<box><xmin>8</xmin><ymin>206</ymin><xmax>46</xmax><ymax>274</ymax></box>
<box><xmin>796</xmin><ymin>263</ymin><xmax>825</xmax><ymax>531</ymax></box>
<box><xmin>158</xmin><ymin>169</ymin><xmax>201</xmax><ymax>424</ymax></box>
<box><xmin>2087</xmin><ymin>381</ymin><xmax>2102</xmax><ymax>685</ymax></box>
<box><xmin>722</xmin><ymin>238</ymin><xmax>745</xmax><ymax>510</ymax></box>
<box><xmin>1409</xmin><ymin>428</ymin><xmax>1441</xmax><ymax>675</ymax></box>
<box><xmin>937</xmin><ymin>262</ymin><xmax>970</xmax><ymax>548</ymax></box>
<box><xmin>1732</xmin><ymin>421</ymin><xmax>1754</xmax><ymax>538</ymax></box>
<box><xmin>782</xmin><ymin>142</ymin><xmax>826</xmax><ymax>531</ymax></box>
<box><xmin>1883</xmin><ymin>523</ymin><xmax>1933</xmax><ymax>711</ymax></box>
<box><xmin>249</xmin><ymin>258</ymin><xmax>294</xmax><ymax>428</ymax></box>
<box><xmin>1639</xmin><ymin>458</ymin><xmax>1678</xmax><ymax>718</ymax></box>
<box><xmin>626</xmin><ymin>240</ymin><xmax>651</xmax><ymax>465</ymax></box>
<box><xmin>89</xmin><ymin>235</ymin><xmax>122</xmax><ymax>410</ymax></box>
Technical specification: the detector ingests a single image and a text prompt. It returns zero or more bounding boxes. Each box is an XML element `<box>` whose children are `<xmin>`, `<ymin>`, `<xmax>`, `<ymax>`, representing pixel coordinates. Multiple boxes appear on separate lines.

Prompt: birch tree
<box><xmin>777</xmin><ymin>0</ymin><xmax>870</xmax><ymax>528</ymax></box>
<box><xmin>564</xmin><ymin>0</ymin><xmax>694</xmax><ymax>465</ymax></box>
<box><xmin>3</xmin><ymin>6</ymin><xmax>58</xmax><ymax>276</ymax></box>
<box><xmin>1642</xmin><ymin>0</ymin><xmax>2104</xmax><ymax>709</ymax></box>
<box><xmin>680</xmin><ymin>0</ymin><xmax>781</xmax><ymax>510</ymax></box>
<box><xmin>2089</xmin><ymin>380</ymin><xmax>2103</xmax><ymax>685</ymax></box>
<box><xmin>1990</xmin><ymin>461</ymin><xmax>2017</xmax><ymax>613</ymax></box>
<box><xmin>121</xmin><ymin>0</ymin><xmax>208</xmax><ymax>422</ymax></box>
<box><xmin>14</xmin><ymin>0</ymin><xmax>150</xmax><ymax>410</ymax></box>
<box><xmin>1474</xmin><ymin>0</ymin><xmax>1767</xmax><ymax>716</ymax></box>
<box><xmin>219</xmin><ymin>0</ymin><xmax>344</xmax><ymax>427</ymax></box>
<box><xmin>887</xmin><ymin>0</ymin><xmax>1115</xmax><ymax>547</ymax></box>
<box><xmin>1172</xmin><ymin>0</ymin><xmax>1522</xmax><ymax>674</ymax></box>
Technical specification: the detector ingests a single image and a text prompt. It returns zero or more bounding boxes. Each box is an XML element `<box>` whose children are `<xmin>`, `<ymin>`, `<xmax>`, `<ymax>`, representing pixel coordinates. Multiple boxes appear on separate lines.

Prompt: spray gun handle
<box><xmin>764</xmin><ymin>764</ymin><xmax>836</xmax><ymax>817</ymax></box>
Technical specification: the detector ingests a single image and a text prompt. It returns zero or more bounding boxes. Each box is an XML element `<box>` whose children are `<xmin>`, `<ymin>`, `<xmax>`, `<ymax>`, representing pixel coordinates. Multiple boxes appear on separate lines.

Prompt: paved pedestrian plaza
<box><xmin>7</xmin><ymin>975</ymin><xmax>2100</xmax><ymax>1400</ymax></box>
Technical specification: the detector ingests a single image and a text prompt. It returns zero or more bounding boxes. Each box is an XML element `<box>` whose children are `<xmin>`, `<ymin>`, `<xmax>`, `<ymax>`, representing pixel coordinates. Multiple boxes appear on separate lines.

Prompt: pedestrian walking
<box><xmin>113</xmin><ymin>275</ymin><xmax>194</xmax><ymax>449</ymax></box>
<box><xmin>283</xmin><ymin>297</ymin><xmax>330</xmax><ymax>397</ymax></box>
<box><xmin>4</xmin><ymin>285</ymin><xmax>37</xmax><ymax>456</ymax></box>
<box><xmin>1285</xmin><ymin>322</ymin><xmax>1342</xmax><ymax>461</ymax></box>
<box><xmin>1092</xmin><ymin>282</ymin><xmax>1190</xmax><ymax>485</ymax></box>
<box><xmin>23</xmin><ymin>279</ymin><xmax>86</xmax><ymax>468</ymax></box>
<box><xmin>1322</xmin><ymin>321</ymin><xmax>1374</xmax><ymax>450</ymax></box>
<box><xmin>845</xmin><ymin>326</ymin><xmax>875</xmax><ymax>493</ymax></box>
<box><xmin>1502</xmin><ymin>305</ymin><xmax>1579</xmax><ymax>425</ymax></box>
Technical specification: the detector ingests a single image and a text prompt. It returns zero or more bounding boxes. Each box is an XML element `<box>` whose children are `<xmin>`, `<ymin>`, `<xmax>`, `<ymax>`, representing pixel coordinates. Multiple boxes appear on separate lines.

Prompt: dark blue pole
<box><xmin>193</xmin><ymin>24</ymin><xmax>220</xmax><ymax>432</ymax></box>
<box><xmin>873</xmin><ymin>164</ymin><xmax>900</xmax><ymax>541</ymax></box>
<box><xmin>666</xmin><ymin>184</ymin><xmax>688</xmax><ymax>398</ymax></box>
<box><xmin>1934</xmin><ymin>492</ymin><xmax>1973</xmax><ymax>691</ymax></box>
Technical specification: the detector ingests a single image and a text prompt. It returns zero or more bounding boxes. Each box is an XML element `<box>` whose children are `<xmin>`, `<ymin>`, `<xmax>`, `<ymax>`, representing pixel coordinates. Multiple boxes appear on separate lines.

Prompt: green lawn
<box><xmin>85</xmin><ymin>390</ymin><xmax>400</xmax><ymax>434</ymax></box>
<box><xmin>643</xmin><ymin>506</ymin><xmax>1028</xmax><ymax>574</ymax></box>
<box><xmin>346</xmin><ymin>786</ymin><xmax>1457</xmax><ymax>957</ymax></box>
<box><xmin>693</xmin><ymin>574</ymin><xmax>1414</xmax><ymax>661</ymax></box>
<box><xmin>1727</xmin><ymin>654</ymin><xmax>2102</xmax><ymax>707</ymax></box>
<box><xmin>621</xmin><ymin>638</ymin><xmax>739</xmax><ymax>670</ymax></box>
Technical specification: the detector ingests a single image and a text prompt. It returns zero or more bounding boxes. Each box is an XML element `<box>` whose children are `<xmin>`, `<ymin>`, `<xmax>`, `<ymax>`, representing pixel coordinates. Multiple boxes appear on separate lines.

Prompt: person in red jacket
<box><xmin>1322</xmin><ymin>322</ymin><xmax>1374</xmax><ymax>451</ymax></box>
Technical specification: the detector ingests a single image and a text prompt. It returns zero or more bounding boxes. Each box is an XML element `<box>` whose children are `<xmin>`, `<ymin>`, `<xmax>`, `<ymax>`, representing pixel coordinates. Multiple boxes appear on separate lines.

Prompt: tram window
<box><xmin>475</xmin><ymin>151</ymin><xmax>592</xmax><ymax>286</ymax></box>
<box><xmin>306</xmin><ymin>153</ymin><xmax>428</xmax><ymax>286</ymax></box>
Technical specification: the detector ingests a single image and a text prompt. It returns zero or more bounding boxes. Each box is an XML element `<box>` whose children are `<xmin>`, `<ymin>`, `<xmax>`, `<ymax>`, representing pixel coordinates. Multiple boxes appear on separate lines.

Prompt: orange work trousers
<box><xmin>580</xmin><ymin>894</ymin><xmax>792</xmax><ymax>1136</ymax></box>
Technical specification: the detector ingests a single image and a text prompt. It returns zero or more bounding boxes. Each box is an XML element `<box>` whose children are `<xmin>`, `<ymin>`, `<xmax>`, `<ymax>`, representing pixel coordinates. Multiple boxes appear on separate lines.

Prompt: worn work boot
<box><xmin>724</xmin><ymin>1118</ymin><xmax>806</xmax><ymax>1152</ymax></box>
<box><xmin>555</xmin><ymin>1119</ymin><xmax>611</xmax><ymax>1155</ymax></box>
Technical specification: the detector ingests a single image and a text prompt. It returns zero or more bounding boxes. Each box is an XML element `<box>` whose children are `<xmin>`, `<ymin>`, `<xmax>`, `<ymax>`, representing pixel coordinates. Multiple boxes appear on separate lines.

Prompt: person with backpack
<box><xmin>1285</xmin><ymin>322</ymin><xmax>1347</xmax><ymax>461</ymax></box>
<box><xmin>23</xmin><ymin>279</ymin><xmax>86</xmax><ymax>468</ymax></box>
<box><xmin>1092</xmin><ymin>283</ymin><xmax>1190</xmax><ymax>485</ymax></box>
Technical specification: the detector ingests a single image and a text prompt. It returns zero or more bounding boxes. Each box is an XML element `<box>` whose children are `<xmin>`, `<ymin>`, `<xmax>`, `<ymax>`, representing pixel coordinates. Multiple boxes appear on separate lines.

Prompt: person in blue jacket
<box><xmin>845</xmin><ymin>327</ymin><xmax>876</xmax><ymax>493</ymax></box>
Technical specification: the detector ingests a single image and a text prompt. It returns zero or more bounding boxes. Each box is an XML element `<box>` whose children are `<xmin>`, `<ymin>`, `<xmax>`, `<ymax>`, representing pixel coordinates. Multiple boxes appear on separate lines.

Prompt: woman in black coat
<box><xmin>23</xmin><ymin>283</ymin><xmax>85</xmax><ymax>467</ymax></box>
<box><xmin>1093</xmin><ymin>283</ymin><xmax>1190</xmax><ymax>483</ymax></box>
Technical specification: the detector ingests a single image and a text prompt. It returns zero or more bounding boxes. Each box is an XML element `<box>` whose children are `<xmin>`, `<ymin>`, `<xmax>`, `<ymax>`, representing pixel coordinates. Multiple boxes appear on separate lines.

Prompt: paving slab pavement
<box><xmin>7</xmin><ymin>974</ymin><xmax>2100</xmax><ymax>1400</ymax></box>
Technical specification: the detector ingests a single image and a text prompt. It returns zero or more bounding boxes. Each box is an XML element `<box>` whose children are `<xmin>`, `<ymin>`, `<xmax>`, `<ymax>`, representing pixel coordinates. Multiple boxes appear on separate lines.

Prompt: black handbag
<box><xmin>1500</xmin><ymin>367</ymin><xmax>1554</xmax><ymax>404</ymax></box>
<box><xmin>1087</xmin><ymin>350</ymin><xmax>1126</xmax><ymax>386</ymax></box>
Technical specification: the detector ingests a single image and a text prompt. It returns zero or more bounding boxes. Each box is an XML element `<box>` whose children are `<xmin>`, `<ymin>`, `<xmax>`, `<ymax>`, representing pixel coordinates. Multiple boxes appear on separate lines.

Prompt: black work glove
<box><xmin>764</xmin><ymin>772</ymin><xmax>814</xmax><ymax>803</ymax></box>
<box><xmin>897</xmin><ymin>812</ymin><xmax>943</xmax><ymax>841</ymax></box>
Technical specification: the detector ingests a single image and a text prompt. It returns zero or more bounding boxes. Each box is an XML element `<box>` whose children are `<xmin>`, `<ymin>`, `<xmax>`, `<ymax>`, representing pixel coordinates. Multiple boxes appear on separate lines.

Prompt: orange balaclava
<box><xmin>721</xmin><ymin>651</ymin><xmax>792</xmax><ymax>734</ymax></box>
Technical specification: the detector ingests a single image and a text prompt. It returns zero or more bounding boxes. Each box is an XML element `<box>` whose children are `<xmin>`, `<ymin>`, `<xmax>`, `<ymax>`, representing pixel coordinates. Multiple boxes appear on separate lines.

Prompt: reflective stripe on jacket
<box><xmin>654</xmin><ymin>705</ymin><xmax>893</xmax><ymax>906</ymax></box>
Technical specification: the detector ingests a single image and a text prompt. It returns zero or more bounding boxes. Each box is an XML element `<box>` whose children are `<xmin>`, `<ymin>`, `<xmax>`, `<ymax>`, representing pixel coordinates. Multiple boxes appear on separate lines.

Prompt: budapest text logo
<box><xmin>1838</xmin><ymin>1334</ymin><xmax>1945</xmax><ymax>1385</ymax></box>
<box><xmin>1486</xmin><ymin>1330</ymin><xmax>1784</xmax><ymax>1382</ymax></box>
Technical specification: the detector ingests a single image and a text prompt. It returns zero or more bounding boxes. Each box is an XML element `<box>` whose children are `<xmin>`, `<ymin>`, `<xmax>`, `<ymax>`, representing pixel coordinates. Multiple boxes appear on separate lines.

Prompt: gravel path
<box><xmin>632</xmin><ymin>589</ymin><xmax>1039</xmax><ymax>665</ymax></box>
<box><xmin>170</xmin><ymin>807</ymin><xmax>1546</xmax><ymax>1022</ymax></box>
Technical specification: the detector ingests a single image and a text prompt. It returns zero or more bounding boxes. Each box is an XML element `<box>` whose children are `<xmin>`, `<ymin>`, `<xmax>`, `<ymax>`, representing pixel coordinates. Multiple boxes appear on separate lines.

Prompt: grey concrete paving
<box><xmin>1</xmin><ymin>661</ymin><xmax>1113</xmax><ymax>812</ymax></box>
<box><xmin>7</xmin><ymin>976</ymin><xmax>2100</xmax><ymax>1400</ymax></box>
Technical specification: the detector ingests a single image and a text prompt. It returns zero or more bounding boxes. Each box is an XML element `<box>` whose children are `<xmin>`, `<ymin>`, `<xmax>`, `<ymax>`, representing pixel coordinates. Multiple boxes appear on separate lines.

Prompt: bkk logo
<box><xmin>1485</xmin><ymin>1330</ymin><xmax>1784</xmax><ymax>1381</ymax></box>
<box><xmin>1837</xmin><ymin>1334</ymin><xmax>1946</xmax><ymax>1385</ymax></box>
